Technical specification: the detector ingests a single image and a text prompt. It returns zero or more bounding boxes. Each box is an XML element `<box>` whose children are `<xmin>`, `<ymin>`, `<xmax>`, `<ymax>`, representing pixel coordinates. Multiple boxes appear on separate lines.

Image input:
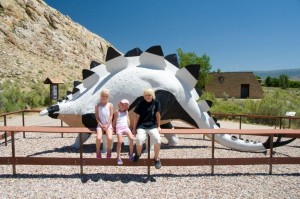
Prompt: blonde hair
<box><xmin>100</xmin><ymin>88</ymin><xmax>110</xmax><ymax>96</ymax></box>
<box><xmin>143</xmin><ymin>88</ymin><xmax>155</xmax><ymax>99</ymax></box>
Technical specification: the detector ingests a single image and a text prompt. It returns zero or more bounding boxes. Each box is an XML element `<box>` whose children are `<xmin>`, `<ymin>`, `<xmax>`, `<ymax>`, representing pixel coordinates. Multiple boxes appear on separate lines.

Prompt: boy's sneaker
<box><xmin>128</xmin><ymin>153</ymin><xmax>134</xmax><ymax>161</ymax></box>
<box><xmin>133</xmin><ymin>154</ymin><xmax>140</xmax><ymax>162</ymax></box>
<box><xmin>154</xmin><ymin>159</ymin><xmax>161</xmax><ymax>169</ymax></box>
<box><xmin>96</xmin><ymin>153</ymin><xmax>102</xmax><ymax>159</ymax></box>
<box><xmin>117</xmin><ymin>158</ymin><xmax>123</xmax><ymax>165</ymax></box>
<box><xmin>106</xmin><ymin>150</ymin><xmax>112</xmax><ymax>159</ymax></box>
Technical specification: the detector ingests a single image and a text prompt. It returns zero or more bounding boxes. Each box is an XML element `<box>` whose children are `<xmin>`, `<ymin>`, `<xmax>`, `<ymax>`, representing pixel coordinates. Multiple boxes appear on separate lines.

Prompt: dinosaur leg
<box><xmin>161</xmin><ymin>122</ymin><xmax>179</xmax><ymax>146</ymax></box>
<box><xmin>71</xmin><ymin>133</ymin><xmax>91</xmax><ymax>149</ymax></box>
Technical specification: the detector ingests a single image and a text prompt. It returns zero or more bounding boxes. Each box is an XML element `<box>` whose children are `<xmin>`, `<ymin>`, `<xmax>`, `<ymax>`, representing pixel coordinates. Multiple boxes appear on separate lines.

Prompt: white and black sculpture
<box><xmin>40</xmin><ymin>45</ymin><xmax>294</xmax><ymax>152</ymax></box>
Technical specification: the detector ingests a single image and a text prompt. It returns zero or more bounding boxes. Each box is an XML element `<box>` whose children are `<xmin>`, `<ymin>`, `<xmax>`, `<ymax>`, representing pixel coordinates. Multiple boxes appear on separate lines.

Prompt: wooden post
<box><xmin>4</xmin><ymin>115</ymin><xmax>7</xmax><ymax>146</ymax></box>
<box><xmin>61</xmin><ymin>120</ymin><xmax>64</xmax><ymax>138</ymax></box>
<box><xmin>239</xmin><ymin>115</ymin><xmax>242</xmax><ymax>138</ymax></box>
<box><xmin>11</xmin><ymin>131</ymin><xmax>16</xmax><ymax>175</ymax></box>
<box><xmin>80</xmin><ymin>133</ymin><xmax>83</xmax><ymax>175</ymax></box>
<box><xmin>269</xmin><ymin>134</ymin><xmax>274</xmax><ymax>175</ymax></box>
<box><xmin>22</xmin><ymin>111</ymin><xmax>25</xmax><ymax>138</ymax></box>
<box><xmin>211</xmin><ymin>134</ymin><xmax>215</xmax><ymax>175</ymax></box>
<box><xmin>279</xmin><ymin>117</ymin><xmax>282</xmax><ymax>129</ymax></box>
<box><xmin>147</xmin><ymin>135</ymin><xmax>151</xmax><ymax>177</ymax></box>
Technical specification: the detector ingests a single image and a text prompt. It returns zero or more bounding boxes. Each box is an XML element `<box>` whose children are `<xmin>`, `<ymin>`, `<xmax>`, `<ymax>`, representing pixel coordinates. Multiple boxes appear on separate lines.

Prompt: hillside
<box><xmin>254</xmin><ymin>68</ymin><xmax>300</xmax><ymax>81</ymax></box>
<box><xmin>0</xmin><ymin>0</ymin><xmax>115</xmax><ymax>84</ymax></box>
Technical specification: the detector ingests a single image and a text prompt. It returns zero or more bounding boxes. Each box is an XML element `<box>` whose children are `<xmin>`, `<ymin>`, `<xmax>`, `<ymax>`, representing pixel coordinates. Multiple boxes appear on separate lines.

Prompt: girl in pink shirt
<box><xmin>113</xmin><ymin>99</ymin><xmax>134</xmax><ymax>165</ymax></box>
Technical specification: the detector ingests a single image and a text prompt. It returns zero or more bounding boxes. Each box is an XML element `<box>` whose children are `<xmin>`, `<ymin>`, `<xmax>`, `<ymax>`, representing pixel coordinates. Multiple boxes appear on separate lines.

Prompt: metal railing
<box><xmin>0</xmin><ymin>126</ymin><xmax>299</xmax><ymax>176</ymax></box>
<box><xmin>1</xmin><ymin>110</ymin><xmax>300</xmax><ymax>176</ymax></box>
<box><xmin>0</xmin><ymin>109</ymin><xmax>64</xmax><ymax>146</ymax></box>
<box><xmin>211</xmin><ymin>113</ymin><xmax>300</xmax><ymax>130</ymax></box>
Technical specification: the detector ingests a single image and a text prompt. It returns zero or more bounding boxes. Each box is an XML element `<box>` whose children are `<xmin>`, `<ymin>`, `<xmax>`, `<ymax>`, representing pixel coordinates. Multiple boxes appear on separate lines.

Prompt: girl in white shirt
<box><xmin>95</xmin><ymin>89</ymin><xmax>114</xmax><ymax>159</ymax></box>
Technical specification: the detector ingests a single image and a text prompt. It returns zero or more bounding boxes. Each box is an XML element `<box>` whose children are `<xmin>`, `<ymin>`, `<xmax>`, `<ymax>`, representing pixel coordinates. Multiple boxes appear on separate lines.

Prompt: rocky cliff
<box><xmin>0</xmin><ymin>0</ymin><xmax>115</xmax><ymax>84</ymax></box>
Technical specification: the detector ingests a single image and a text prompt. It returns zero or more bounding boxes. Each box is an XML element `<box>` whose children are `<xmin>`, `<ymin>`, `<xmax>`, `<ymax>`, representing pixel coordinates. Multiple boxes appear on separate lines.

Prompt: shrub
<box><xmin>210</xmin><ymin>87</ymin><xmax>300</xmax><ymax>128</ymax></box>
<box><xmin>199</xmin><ymin>91</ymin><xmax>217</xmax><ymax>104</ymax></box>
<box><xmin>222</xmin><ymin>91</ymin><xmax>229</xmax><ymax>101</ymax></box>
<box><xmin>0</xmin><ymin>81</ymin><xmax>24</xmax><ymax>111</ymax></box>
<box><xmin>0</xmin><ymin>80</ymin><xmax>70</xmax><ymax>113</ymax></box>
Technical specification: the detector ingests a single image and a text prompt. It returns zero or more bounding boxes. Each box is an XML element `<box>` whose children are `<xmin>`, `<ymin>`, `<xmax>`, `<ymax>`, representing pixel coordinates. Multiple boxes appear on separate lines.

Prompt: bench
<box><xmin>0</xmin><ymin>126</ymin><xmax>300</xmax><ymax>176</ymax></box>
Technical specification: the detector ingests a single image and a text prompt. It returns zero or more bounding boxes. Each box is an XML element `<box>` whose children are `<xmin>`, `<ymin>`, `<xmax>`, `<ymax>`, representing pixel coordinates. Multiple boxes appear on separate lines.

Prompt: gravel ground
<box><xmin>0</xmin><ymin>115</ymin><xmax>299</xmax><ymax>199</ymax></box>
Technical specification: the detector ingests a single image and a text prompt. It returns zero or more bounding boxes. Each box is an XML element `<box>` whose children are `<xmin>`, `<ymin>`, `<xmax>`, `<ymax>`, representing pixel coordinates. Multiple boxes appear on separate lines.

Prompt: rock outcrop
<box><xmin>0</xmin><ymin>0</ymin><xmax>115</xmax><ymax>83</ymax></box>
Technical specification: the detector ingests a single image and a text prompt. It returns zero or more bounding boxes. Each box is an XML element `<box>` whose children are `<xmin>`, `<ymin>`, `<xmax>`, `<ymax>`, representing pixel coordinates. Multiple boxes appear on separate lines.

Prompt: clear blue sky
<box><xmin>45</xmin><ymin>0</ymin><xmax>300</xmax><ymax>72</ymax></box>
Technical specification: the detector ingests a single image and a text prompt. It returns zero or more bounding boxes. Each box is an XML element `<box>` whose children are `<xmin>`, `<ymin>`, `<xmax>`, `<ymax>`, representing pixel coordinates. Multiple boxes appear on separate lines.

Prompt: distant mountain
<box><xmin>254</xmin><ymin>68</ymin><xmax>300</xmax><ymax>81</ymax></box>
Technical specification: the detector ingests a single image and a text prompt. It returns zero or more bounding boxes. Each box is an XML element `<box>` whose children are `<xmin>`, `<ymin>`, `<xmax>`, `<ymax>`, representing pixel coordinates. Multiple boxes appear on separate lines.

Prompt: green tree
<box><xmin>177</xmin><ymin>48</ymin><xmax>212</xmax><ymax>89</ymax></box>
<box><xmin>279</xmin><ymin>74</ymin><xmax>289</xmax><ymax>89</ymax></box>
<box><xmin>270</xmin><ymin>77</ymin><xmax>279</xmax><ymax>87</ymax></box>
<box><xmin>265</xmin><ymin>76</ymin><xmax>271</xmax><ymax>87</ymax></box>
<box><xmin>288</xmin><ymin>80</ymin><xmax>300</xmax><ymax>88</ymax></box>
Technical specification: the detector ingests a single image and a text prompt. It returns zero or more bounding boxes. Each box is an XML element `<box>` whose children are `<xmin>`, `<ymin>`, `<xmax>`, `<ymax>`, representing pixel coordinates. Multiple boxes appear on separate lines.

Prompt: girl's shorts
<box><xmin>116</xmin><ymin>126</ymin><xmax>131</xmax><ymax>135</ymax></box>
<box><xmin>97</xmin><ymin>124</ymin><xmax>113</xmax><ymax>131</ymax></box>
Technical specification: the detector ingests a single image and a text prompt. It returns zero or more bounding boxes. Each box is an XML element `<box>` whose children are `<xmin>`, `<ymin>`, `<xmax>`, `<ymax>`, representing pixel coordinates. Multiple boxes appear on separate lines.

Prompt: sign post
<box><xmin>43</xmin><ymin>78</ymin><xmax>64</xmax><ymax>105</ymax></box>
<box><xmin>286</xmin><ymin>112</ymin><xmax>296</xmax><ymax>129</ymax></box>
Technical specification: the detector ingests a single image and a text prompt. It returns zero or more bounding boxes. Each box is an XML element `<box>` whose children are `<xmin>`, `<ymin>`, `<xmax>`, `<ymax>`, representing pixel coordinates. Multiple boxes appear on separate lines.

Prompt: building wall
<box><xmin>205</xmin><ymin>72</ymin><xmax>264</xmax><ymax>99</ymax></box>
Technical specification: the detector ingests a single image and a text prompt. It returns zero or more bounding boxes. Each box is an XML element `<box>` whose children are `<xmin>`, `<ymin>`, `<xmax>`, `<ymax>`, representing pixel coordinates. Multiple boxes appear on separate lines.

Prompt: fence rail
<box><xmin>211</xmin><ymin>113</ymin><xmax>300</xmax><ymax>129</ymax></box>
<box><xmin>0</xmin><ymin>126</ymin><xmax>300</xmax><ymax>176</ymax></box>
<box><xmin>1</xmin><ymin>110</ymin><xmax>300</xmax><ymax>176</ymax></box>
<box><xmin>0</xmin><ymin>109</ymin><xmax>63</xmax><ymax>145</ymax></box>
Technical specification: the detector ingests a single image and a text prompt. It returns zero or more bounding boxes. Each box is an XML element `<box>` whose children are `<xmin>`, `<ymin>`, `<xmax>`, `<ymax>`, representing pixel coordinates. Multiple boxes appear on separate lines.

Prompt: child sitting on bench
<box><xmin>95</xmin><ymin>89</ymin><xmax>114</xmax><ymax>159</ymax></box>
<box><xmin>113</xmin><ymin>99</ymin><xmax>135</xmax><ymax>165</ymax></box>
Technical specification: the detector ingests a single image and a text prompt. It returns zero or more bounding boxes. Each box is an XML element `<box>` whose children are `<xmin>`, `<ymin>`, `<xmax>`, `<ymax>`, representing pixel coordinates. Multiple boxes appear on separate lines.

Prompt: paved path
<box><xmin>0</xmin><ymin>113</ymin><xmax>62</xmax><ymax>127</ymax></box>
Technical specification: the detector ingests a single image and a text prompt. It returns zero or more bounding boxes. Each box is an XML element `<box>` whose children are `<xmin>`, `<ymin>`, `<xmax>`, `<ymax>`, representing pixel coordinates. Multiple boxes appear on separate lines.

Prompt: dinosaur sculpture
<box><xmin>40</xmin><ymin>45</ymin><xmax>294</xmax><ymax>152</ymax></box>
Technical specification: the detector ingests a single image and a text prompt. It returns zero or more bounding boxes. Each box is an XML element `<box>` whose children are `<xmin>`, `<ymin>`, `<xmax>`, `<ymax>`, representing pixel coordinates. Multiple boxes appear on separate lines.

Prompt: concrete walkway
<box><xmin>0</xmin><ymin>113</ymin><xmax>62</xmax><ymax>127</ymax></box>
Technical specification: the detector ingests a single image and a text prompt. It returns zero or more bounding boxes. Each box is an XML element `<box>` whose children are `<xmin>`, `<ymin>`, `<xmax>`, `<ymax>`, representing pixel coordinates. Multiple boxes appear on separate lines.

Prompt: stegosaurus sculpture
<box><xmin>40</xmin><ymin>45</ymin><xmax>294</xmax><ymax>151</ymax></box>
